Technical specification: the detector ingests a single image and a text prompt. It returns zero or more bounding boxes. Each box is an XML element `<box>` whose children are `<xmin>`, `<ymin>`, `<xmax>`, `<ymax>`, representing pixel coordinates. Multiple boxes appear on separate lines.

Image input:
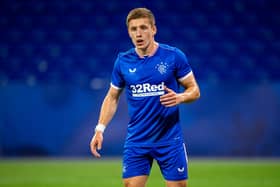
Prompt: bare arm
<box><xmin>90</xmin><ymin>86</ymin><xmax>122</xmax><ymax>158</ymax></box>
<box><xmin>160</xmin><ymin>72</ymin><xmax>200</xmax><ymax>107</ymax></box>
<box><xmin>98</xmin><ymin>86</ymin><xmax>122</xmax><ymax>125</ymax></box>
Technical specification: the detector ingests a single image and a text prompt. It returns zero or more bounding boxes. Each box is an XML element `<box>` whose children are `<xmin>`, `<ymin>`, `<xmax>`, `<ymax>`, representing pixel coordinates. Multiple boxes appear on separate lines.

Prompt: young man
<box><xmin>90</xmin><ymin>8</ymin><xmax>200</xmax><ymax>187</ymax></box>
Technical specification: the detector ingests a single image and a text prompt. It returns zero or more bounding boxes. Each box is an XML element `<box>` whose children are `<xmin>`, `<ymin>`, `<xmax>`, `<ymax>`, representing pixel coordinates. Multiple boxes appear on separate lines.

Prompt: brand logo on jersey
<box><xmin>123</xmin><ymin>166</ymin><xmax>127</xmax><ymax>173</ymax></box>
<box><xmin>177</xmin><ymin>167</ymin><xmax>185</xmax><ymax>173</ymax></box>
<box><xmin>155</xmin><ymin>62</ymin><xmax>168</xmax><ymax>74</ymax></box>
<box><xmin>129</xmin><ymin>68</ymin><xmax>136</xmax><ymax>73</ymax></box>
<box><xmin>130</xmin><ymin>82</ymin><xmax>165</xmax><ymax>97</ymax></box>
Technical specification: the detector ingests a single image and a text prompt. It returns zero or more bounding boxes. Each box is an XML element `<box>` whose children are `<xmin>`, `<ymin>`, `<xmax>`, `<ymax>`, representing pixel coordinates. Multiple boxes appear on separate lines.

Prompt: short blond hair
<box><xmin>126</xmin><ymin>8</ymin><xmax>155</xmax><ymax>27</ymax></box>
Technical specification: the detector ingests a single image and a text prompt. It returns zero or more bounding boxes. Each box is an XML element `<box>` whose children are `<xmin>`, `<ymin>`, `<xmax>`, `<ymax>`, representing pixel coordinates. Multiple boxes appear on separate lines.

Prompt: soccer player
<box><xmin>90</xmin><ymin>7</ymin><xmax>200</xmax><ymax>187</ymax></box>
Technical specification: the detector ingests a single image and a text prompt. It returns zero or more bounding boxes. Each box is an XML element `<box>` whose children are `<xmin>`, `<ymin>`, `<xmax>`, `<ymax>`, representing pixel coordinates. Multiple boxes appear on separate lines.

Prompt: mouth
<box><xmin>136</xmin><ymin>39</ymin><xmax>144</xmax><ymax>45</ymax></box>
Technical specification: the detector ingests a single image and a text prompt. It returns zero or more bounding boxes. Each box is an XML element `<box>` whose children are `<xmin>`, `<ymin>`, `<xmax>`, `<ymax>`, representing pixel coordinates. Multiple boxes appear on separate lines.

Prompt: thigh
<box><xmin>123</xmin><ymin>175</ymin><xmax>149</xmax><ymax>187</ymax></box>
<box><xmin>155</xmin><ymin>142</ymin><xmax>188</xmax><ymax>181</ymax></box>
<box><xmin>166</xmin><ymin>180</ymin><xmax>187</xmax><ymax>187</ymax></box>
<box><xmin>122</xmin><ymin>146</ymin><xmax>153</xmax><ymax>179</ymax></box>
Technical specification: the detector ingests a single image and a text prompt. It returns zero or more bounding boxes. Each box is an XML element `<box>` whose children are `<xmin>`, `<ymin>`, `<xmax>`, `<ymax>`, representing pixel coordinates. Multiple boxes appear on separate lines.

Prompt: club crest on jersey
<box><xmin>155</xmin><ymin>62</ymin><xmax>168</xmax><ymax>74</ymax></box>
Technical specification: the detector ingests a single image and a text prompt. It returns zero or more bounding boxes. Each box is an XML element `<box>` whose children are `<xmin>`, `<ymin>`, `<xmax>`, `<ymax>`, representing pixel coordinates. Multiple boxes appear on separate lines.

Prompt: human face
<box><xmin>127</xmin><ymin>18</ymin><xmax>157</xmax><ymax>55</ymax></box>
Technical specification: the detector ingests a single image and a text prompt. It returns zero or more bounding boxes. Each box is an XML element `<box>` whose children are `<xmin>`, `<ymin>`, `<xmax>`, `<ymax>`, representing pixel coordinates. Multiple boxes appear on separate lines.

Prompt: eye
<box><xmin>130</xmin><ymin>27</ymin><xmax>137</xmax><ymax>32</ymax></box>
<box><xmin>140</xmin><ymin>25</ymin><xmax>148</xmax><ymax>30</ymax></box>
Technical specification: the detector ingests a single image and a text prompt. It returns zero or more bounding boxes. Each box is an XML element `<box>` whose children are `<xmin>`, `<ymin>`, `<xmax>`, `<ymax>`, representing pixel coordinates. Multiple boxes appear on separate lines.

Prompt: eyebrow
<box><xmin>129</xmin><ymin>24</ymin><xmax>149</xmax><ymax>30</ymax></box>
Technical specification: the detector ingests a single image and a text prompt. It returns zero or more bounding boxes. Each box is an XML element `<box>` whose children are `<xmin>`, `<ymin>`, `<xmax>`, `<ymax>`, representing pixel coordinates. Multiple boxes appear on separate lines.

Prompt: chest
<box><xmin>121</xmin><ymin>56</ymin><xmax>176</xmax><ymax>86</ymax></box>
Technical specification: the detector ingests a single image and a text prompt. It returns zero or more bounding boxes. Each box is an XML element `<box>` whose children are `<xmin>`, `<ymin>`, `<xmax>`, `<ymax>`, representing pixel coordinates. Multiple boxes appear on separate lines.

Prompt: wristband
<box><xmin>95</xmin><ymin>124</ymin><xmax>106</xmax><ymax>133</ymax></box>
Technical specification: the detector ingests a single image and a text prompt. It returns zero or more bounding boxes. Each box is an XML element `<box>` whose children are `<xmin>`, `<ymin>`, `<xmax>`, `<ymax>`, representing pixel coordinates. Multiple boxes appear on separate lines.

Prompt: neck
<box><xmin>136</xmin><ymin>41</ymin><xmax>158</xmax><ymax>58</ymax></box>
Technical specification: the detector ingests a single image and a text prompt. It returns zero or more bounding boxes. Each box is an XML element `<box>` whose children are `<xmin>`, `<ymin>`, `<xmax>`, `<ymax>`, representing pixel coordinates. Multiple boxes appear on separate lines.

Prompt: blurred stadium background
<box><xmin>0</xmin><ymin>0</ymin><xmax>279</xmax><ymax>158</ymax></box>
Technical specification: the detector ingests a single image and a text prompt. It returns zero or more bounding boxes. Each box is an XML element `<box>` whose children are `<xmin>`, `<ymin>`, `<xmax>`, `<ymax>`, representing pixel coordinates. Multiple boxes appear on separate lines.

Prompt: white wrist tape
<box><xmin>95</xmin><ymin>124</ymin><xmax>106</xmax><ymax>133</ymax></box>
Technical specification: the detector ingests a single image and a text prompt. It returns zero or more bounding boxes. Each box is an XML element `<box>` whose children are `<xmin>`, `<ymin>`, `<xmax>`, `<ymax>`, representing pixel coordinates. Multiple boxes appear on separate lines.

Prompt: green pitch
<box><xmin>0</xmin><ymin>158</ymin><xmax>279</xmax><ymax>187</ymax></box>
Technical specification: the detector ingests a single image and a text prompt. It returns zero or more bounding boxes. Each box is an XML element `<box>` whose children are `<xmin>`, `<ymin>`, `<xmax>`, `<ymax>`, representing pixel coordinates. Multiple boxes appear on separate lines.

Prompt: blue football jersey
<box><xmin>111</xmin><ymin>43</ymin><xmax>192</xmax><ymax>147</ymax></box>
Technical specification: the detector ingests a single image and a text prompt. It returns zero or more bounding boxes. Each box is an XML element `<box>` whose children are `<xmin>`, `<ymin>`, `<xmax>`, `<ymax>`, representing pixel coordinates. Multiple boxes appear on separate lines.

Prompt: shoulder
<box><xmin>159</xmin><ymin>43</ymin><xmax>186</xmax><ymax>57</ymax></box>
<box><xmin>113</xmin><ymin>48</ymin><xmax>137</xmax><ymax>69</ymax></box>
<box><xmin>159</xmin><ymin>43</ymin><xmax>177</xmax><ymax>51</ymax></box>
<box><xmin>158</xmin><ymin>43</ymin><xmax>188</xmax><ymax>63</ymax></box>
<box><xmin>113</xmin><ymin>48</ymin><xmax>138</xmax><ymax>71</ymax></box>
<box><xmin>117</xmin><ymin>48</ymin><xmax>137</xmax><ymax>61</ymax></box>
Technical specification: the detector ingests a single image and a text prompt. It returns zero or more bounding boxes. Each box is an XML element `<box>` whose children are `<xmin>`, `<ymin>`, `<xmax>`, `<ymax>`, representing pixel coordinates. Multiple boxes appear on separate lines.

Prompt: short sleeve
<box><xmin>174</xmin><ymin>48</ymin><xmax>192</xmax><ymax>81</ymax></box>
<box><xmin>111</xmin><ymin>55</ymin><xmax>125</xmax><ymax>89</ymax></box>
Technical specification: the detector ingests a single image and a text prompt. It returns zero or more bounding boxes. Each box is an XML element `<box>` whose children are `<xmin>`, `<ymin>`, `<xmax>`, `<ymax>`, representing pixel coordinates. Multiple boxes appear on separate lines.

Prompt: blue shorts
<box><xmin>122</xmin><ymin>142</ymin><xmax>188</xmax><ymax>181</ymax></box>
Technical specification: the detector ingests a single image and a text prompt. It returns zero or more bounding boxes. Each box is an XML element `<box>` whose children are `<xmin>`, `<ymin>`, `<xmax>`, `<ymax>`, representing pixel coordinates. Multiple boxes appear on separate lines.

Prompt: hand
<box><xmin>160</xmin><ymin>86</ymin><xmax>182</xmax><ymax>107</ymax></box>
<box><xmin>90</xmin><ymin>131</ymin><xmax>103</xmax><ymax>158</ymax></box>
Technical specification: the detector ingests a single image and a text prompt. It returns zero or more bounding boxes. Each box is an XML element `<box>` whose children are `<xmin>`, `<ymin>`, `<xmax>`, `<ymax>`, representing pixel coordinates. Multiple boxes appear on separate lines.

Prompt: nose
<box><xmin>136</xmin><ymin>29</ymin><xmax>142</xmax><ymax>36</ymax></box>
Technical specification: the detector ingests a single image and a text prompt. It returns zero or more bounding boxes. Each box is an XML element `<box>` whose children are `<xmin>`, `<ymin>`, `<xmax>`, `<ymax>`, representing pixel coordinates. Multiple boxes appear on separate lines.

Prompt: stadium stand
<box><xmin>0</xmin><ymin>0</ymin><xmax>279</xmax><ymax>156</ymax></box>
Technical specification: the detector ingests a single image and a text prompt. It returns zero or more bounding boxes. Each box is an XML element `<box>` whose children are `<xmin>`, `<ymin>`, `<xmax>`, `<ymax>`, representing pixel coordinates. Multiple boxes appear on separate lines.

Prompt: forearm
<box><xmin>98</xmin><ymin>94</ymin><xmax>119</xmax><ymax>127</ymax></box>
<box><xmin>90</xmin><ymin>88</ymin><xmax>121</xmax><ymax>158</ymax></box>
<box><xmin>178</xmin><ymin>85</ymin><xmax>200</xmax><ymax>104</ymax></box>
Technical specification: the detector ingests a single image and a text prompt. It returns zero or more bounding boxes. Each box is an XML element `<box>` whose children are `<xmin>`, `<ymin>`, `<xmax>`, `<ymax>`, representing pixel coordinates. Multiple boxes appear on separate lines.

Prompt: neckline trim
<box><xmin>135</xmin><ymin>42</ymin><xmax>159</xmax><ymax>59</ymax></box>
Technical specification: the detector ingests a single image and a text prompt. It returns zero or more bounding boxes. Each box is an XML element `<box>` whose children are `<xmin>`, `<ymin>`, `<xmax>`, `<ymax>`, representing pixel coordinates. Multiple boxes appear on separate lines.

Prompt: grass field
<box><xmin>0</xmin><ymin>158</ymin><xmax>279</xmax><ymax>187</ymax></box>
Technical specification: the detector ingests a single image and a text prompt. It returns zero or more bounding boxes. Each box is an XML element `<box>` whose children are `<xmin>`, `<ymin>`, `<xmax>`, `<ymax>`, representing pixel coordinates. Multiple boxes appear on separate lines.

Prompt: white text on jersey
<box><xmin>130</xmin><ymin>82</ymin><xmax>165</xmax><ymax>97</ymax></box>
